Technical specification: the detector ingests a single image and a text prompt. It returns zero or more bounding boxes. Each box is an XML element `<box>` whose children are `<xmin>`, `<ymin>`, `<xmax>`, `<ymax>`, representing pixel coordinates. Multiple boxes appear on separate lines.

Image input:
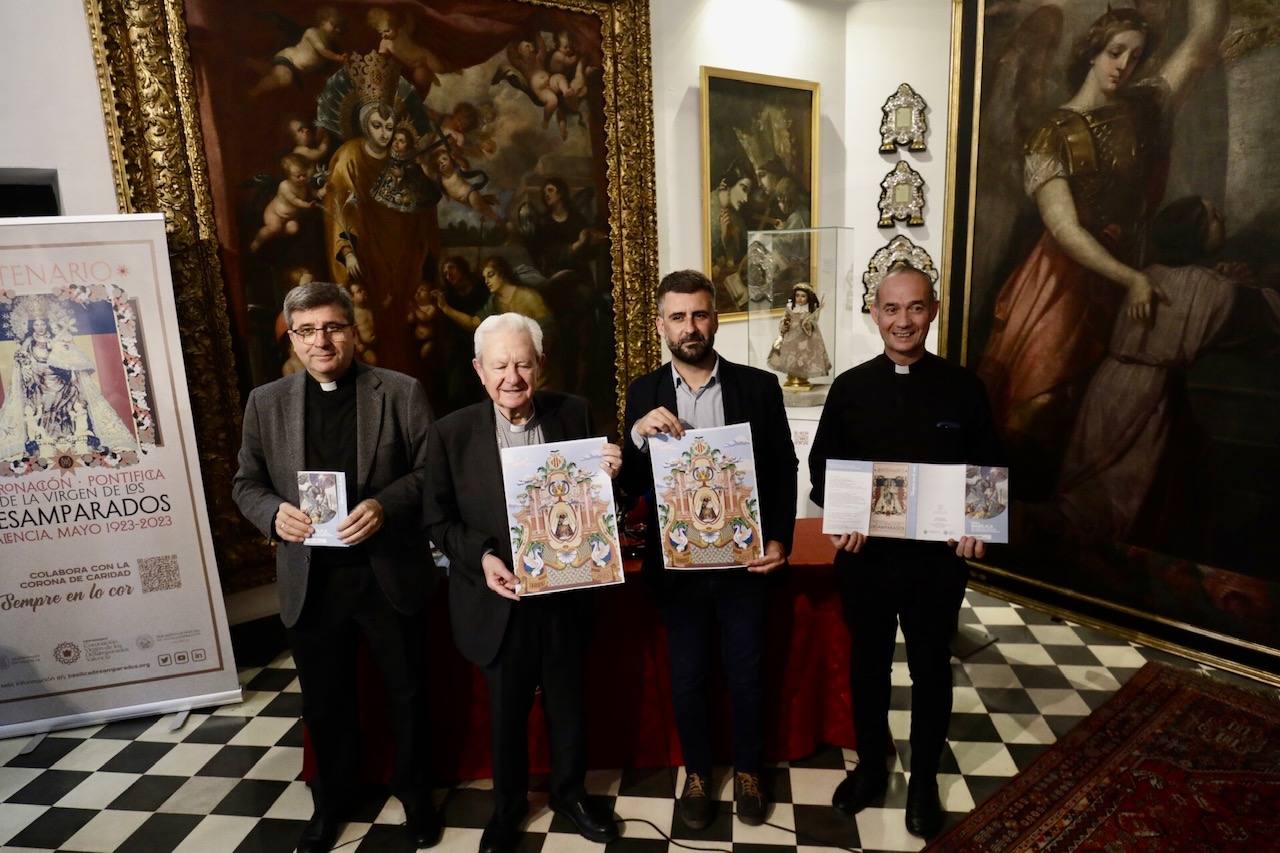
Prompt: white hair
<box><xmin>474</xmin><ymin>312</ymin><xmax>544</xmax><ymax>361</ymax></box>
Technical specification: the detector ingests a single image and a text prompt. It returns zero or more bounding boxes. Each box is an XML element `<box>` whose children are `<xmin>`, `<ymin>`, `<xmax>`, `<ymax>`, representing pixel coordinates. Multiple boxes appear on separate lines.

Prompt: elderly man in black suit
<box><xmin>621</xmin><ymin>269</ymin><xmax>799</xmax><ymax>829</ymax></box>
<box><xmin>424</xmin><ymin>312</ymin><xmax>622</xmax><ymax>853</ymax></box>
<box><xmin>232</xmin><ymin>281</ymin><xmax>439</xmax><ymax>853</ymax></box>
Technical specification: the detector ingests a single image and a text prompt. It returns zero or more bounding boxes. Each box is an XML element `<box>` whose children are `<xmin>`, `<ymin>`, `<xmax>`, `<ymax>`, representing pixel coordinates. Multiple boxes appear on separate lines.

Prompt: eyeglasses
<box><xmin>289</xmin><ymin>323</ymin><xmax>353</xmax><ymax>343</ymax></box>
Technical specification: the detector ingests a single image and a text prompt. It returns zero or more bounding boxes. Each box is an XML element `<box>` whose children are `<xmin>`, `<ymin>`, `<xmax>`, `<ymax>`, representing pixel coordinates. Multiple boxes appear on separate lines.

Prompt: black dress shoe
<box><xmin>479</xmin><ymin>819</ymin><xmax>519</xmax><ymax>853</ymax></box>
<box><xmin>831</xmin><ymin>764</ymin><xmax>888</xmax><ymax>815</ymax></box>
<box><xmin>405</xmin><ymin>804</ymin><xmax>443</xmax><ymax>849</ymax></box>
<box><xmin>296</xmin><ymin>812</ymin><xmax>341</xmax><ymax>853</ymax></box>
<box><xmin>551</xmin><ymin>796</ymin><xmax>618</xmax><ymax>843</ymax></box>
<box><xmin>904</xmin><ymin>776</ymin><xmax>944</xmax><ymax>838</ymax></box>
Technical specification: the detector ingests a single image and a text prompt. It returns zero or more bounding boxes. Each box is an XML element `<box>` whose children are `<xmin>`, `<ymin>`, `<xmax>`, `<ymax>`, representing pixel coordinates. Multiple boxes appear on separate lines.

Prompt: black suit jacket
<box><xmin>621</xmin><ymin>357</ymin><xmax>799</xmax><ymax>580</ymax></box>
<box><xmin>424</xmin><ymin>391</ymin><xmax>594</xmax><ymax>667</ymax></box>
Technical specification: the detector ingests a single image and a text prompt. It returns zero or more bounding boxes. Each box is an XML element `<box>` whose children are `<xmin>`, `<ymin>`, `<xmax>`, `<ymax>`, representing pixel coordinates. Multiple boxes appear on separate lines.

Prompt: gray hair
<box><xmin>283</xmin><ymin>281</ymin><xmax>355</xmax><ymax>328</ymax></box>
<box><xmin>474</xmin><ymin>312</ymin><xmax>544</xmax><ymax>361</ymax></box>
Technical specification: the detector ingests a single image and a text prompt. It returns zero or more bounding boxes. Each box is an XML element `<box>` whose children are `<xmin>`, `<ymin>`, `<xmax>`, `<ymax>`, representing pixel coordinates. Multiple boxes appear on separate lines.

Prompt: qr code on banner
<box><xmin>139</xmin><ymin>555</ymin><xmax>181</xmax><ymax>593</ymax></box>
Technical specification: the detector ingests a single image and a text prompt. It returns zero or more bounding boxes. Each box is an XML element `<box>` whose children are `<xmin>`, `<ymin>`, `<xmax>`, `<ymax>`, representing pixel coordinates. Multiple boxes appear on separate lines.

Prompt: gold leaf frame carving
<box><xmin>83</xmin><ymin>0</ymin><xmax>661</xmax><ymax>593</ymax></box>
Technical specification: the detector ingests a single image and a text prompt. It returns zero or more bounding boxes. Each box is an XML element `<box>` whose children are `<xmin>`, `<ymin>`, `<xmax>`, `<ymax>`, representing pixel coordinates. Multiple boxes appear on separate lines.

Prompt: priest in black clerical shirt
<box><xmin>809</xmin><ymin>263</ymin><xmax>1004</xmax><ymax>840</ymax></box>
<box><xmin>232</xmin><ymin>281</ymin><xmax>439</xmax><ymax>853</ymax></box>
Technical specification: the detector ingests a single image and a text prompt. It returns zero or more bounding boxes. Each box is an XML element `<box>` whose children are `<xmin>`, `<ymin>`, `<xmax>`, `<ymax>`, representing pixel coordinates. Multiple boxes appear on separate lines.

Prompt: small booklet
<box><xmin>822</xmin><ymin>460</ymin><xmax>1008</xmax><ymax>543</ymax></box>
<box><xmin>298</xmin><ymin>470</ymin><xmax>348</xmax><ymax>547</ymax></box>
<box><xmin>649</xmin><ymin>423</ymin><xmax>764</xmax><ymax>570</ymax></box>
<box><xmin>500</xmin><ymin>437</ymin><xmax>625</xmax><ymax>597</ymax></box>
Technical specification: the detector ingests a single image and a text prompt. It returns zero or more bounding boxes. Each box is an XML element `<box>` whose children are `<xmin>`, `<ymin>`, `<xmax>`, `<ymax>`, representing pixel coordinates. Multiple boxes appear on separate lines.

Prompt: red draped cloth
<box><xmin>303</xmin><ymin>520</ymin><xmax>853</xmax><ymax>782</ymax></box>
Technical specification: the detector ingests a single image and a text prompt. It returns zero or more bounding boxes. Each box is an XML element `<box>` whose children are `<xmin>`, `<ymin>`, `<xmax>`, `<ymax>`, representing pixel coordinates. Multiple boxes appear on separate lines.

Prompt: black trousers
<box><xmin>660</xmin><ymin>571</ymin><xmax>768</xmax><ymax>777</ymax></box>
<box><xmin>482</xmin><ymin>593</ymin><xmax>590</xmax><ymax>827</ymax></box>
<box><xmin>286</xmin><ymin>563</ymin><xmax>430</xmax><ymax>818</ymax></box>
<box><xmin>838</xmin><ymin>543</ymin><xmax>967</xmax><ymax>780</ymax></box>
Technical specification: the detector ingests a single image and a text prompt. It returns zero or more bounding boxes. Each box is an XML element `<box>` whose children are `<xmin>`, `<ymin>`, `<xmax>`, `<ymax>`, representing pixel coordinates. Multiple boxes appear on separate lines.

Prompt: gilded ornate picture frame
<box><xmin>83</xmin><ymin>0</ymin><xmax>660</xmax><ymax>592</ymax></box>
<box><xmin>877</xmin><ymin>161</ymin><xmax>926</xmax><ymax>228</ymax></box>
<box><xmin>700</xmin><ymin>66</ymin><xmax>819</xmax><ymax>320</ymax></box>
<box><xmin>943</xmin><ymin>0</ymin><xmax>1280</xmax><ymax>679</ymax></box>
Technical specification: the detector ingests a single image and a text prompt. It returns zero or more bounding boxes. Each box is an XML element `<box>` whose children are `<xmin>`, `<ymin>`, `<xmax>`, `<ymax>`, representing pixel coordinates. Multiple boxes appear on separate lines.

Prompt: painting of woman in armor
<box><xmin>954</xmin><ymin>0</ymin><xmax>1280</xmax><ymax>654</ymax></box>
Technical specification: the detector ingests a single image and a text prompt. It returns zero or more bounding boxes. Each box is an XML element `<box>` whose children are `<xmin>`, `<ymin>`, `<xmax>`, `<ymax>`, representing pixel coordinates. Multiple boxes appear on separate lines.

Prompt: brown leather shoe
<box><xmin>679</xmin><ymin>771</ymin><xmax>714</xmax><ymax>830</ymax></box>
<box><xmin>734</xmin><ymin>771</ymin><xmax>767</xmax><ymax>826</ymax></box>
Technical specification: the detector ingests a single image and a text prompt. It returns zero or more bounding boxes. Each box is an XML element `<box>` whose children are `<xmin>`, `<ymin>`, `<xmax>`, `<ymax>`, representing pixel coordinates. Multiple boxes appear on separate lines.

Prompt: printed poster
<box><xmin>500</xmin><ymin>437</ymin><xmax>624</xmax><ymax>597</ymax></box>
<box><xmin>823</xmin><ymin>460</ymin><xmax>1009</xmax><ymax>543</ymax></box>
<box><xmin>0</xmin><ymin>214</ymin><xmax>240</xmax><ymax>738</ymax></box>
<box><xmin>650</xmin><ymin>423</ymin><xmax>763</xmax><ymax>570</ymax></box>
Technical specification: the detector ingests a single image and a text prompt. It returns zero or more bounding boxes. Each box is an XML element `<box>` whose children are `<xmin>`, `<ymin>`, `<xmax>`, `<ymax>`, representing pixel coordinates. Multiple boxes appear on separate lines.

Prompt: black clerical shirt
<box><xmin>809</xmin><ymin>353</ymin><xmax>1004</xmax><ymax>548</ymax></box>
<box><xmin>304</xmin><ymin>368</ymin><xmax>366</xmax><ymax>569</ymax></box>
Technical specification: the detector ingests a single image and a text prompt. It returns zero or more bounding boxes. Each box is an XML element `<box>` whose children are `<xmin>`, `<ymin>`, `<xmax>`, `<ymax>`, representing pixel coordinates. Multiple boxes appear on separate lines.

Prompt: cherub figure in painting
<box><xmin>349</xmin><ymin>282</ymin><xmax>378</xmax><ymax>365</ymax></box>
<box><xmin>250</xmin><ymin>154</ymin><xmax>320</xmax><ymax>253</ymax></box>
<box><xmin>425</xmin><ymin>148</ymin><xmax>503</xmax><ymax>222</ymax></box>
<box><xmin>286</xmin><ymin>118</ymin><xmax>332</xmax><ymax>167</ymax></box>
<box><xmin>493</xmin><ymin>34</ymin><xmax>572</xmax><ymax>139</ymax></box>
<box><xmin>547</xmin><ymin>30</ymin><xmax>595</xmax><ymax>124</ymax></box>
<box><xmin>432</xmin><ymin>102</ymin><xmax>498</xmax><ymax>162</ymax></box>
<box><xmin>406</xmin><ymin>283</ymin><xmax>438</xmax><ymax>360</ymax></box>
<box><xmin>248</xmin><ymin>5</ymin><xmax>346</xmax><ymax>98</ymax></box>
<box><xmin>767</xmin><ymin>283</ymin><xmax>830</xmax><ymax>389</ymax></box>
<box><xmin>367</xmin><ymin>6</ymin><xmax>448</xmax><ymax>95</ymax></box>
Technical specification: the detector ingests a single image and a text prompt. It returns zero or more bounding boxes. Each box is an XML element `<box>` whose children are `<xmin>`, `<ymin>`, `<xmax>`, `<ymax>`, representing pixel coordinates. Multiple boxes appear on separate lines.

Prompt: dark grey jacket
<box><xmin>232</xmin><ymin>364</ymin><xmax>434</xmax><ymax>627</ymax></box>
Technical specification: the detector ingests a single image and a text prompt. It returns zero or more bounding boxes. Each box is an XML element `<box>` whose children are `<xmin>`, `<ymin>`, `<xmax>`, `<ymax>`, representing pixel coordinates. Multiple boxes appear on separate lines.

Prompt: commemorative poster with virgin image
<box><xmin>500</xmin><ymin>437</ymin><xmax>624</xmax><ymax>596</ymax></box>
<box><xmin>650</xmin><ymin>424</ymin><xmax>764</xmax><ymax>570</ymax></box>
<box><xmin>0</xmin><ymin>215</ymin><xmax>239</xmax><ymax>738</ymax></box>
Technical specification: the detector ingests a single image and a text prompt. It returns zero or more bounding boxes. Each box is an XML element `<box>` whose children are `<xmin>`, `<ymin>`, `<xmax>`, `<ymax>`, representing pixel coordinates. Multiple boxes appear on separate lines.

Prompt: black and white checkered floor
<box><xmin>0</xmin><ymin>590</ymin><xmax>1260</xmax><ymax>853</ymax></box>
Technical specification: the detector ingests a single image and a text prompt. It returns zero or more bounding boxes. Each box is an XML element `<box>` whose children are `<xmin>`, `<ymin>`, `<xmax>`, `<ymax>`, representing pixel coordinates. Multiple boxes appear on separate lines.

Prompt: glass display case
<box><xmin>744</xmin><ymin>226</ymin><xmax>856</xmax><ymax>406</ymax></box>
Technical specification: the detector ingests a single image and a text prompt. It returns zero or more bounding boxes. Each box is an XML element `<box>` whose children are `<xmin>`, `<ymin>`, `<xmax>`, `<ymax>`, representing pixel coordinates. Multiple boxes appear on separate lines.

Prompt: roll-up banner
<box><xmin>0</xmin><ymin>214</ymin><xmax>239</xmax><ymax>738</ymax></box>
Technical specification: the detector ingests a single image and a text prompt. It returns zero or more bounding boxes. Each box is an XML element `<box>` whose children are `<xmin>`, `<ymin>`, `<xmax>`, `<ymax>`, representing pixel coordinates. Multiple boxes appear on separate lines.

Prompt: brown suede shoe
<box><xmin>679</xmin><ymin>771</ymin><xmax>714</xmax><ymax>830</ymax></box>
<box><xmin>734</xmin><ymin>771</ymin><xmax>767</xmax><ymax>826</ymax></box>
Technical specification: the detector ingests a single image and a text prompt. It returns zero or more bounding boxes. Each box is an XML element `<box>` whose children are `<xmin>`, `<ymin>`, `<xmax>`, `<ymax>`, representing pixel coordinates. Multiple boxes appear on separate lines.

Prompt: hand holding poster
<box><xmin>822</xmin><ymin>460</ymin><xmax>1009</xmax><ymax>543</ymax></box>
<box><xmin>649</xmin><ymin>423</ymin><xmax>763</xmax><ymax>570</ymax></box>
<box><xmin>500</xmin><ymin>437</ymin><xmax>624</xmax><ymax>597</ymax></box>
<box><xmin>0</xmin><ymin>215</ymin><xmax>239</xmax><ymax>738</ymax></box>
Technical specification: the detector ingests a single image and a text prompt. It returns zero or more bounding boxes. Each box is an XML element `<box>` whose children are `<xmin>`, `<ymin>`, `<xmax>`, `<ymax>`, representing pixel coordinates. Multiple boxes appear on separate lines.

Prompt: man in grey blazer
<box><xmin>233</xmin><ymin>281</ymin><xmax>438</xmax><ymax>853</ymax></box>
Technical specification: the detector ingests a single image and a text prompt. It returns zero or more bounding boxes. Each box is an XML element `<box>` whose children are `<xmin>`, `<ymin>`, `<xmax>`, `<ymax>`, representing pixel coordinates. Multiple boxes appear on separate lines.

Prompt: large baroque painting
<box><xmin>85</xmin><ymin>0</ymin><xmax>658</xmax><ymax>591</ymax></box>
<box><xmin>950</xmin><ymin>0</ymin><xmax>1280</xmax><ymax>669</ymax></box>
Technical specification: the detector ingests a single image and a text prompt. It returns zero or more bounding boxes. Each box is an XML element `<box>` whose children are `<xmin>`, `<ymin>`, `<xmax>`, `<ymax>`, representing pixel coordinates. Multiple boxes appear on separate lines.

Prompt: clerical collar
<box><xmin>306</xmin><ymin>364</ymin><xmax>357</xmax><ymax>393</ymax></box>
<box><xmin>495</xmin><ymin>403</ymin><xmax>536</xmax><ymax>431</ymax></box>
<box><xmin>895</xmin><ymin>363</ymin><xmax>910</xmax><ymax>375</ymax></box>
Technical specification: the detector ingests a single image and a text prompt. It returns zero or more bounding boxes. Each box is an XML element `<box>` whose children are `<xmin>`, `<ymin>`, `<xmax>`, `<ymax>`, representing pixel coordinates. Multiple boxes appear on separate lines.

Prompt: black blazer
<box><xmin>621</xmin><ymin>356</ymin><xmax>799</xmax><ymax>578</ymax></box>
<box><xmin>424</xmin><ymin>391</ymin><xmax>594</xmax><ymax>667</ymax></box>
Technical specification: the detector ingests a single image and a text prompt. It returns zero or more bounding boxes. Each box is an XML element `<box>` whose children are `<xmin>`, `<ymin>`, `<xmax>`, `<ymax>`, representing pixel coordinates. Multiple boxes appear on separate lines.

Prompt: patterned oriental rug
<box><xmin>928</xmin><ymin>661</ymin><xmax>1280</xmax><ymax>852</ymax></box>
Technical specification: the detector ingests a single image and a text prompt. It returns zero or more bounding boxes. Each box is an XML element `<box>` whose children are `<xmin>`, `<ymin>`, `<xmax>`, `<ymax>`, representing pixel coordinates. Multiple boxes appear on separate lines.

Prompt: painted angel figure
<box><xmin>248</xmin><ymin>6</ymin><xmax>346</xmax><ymax>97</ymax></box>
<box><xmin>767</xmin><ymin>283</ymin><xmax>831</xmax><ymax>389</ymax></box>
<box><xmin>974</xmin><ymin>0</ymin><xmax>1228</xmax><ymax>487</ymax></box>
<box><xmin>492</xmin><ymin>34</ymin><xmax>573</xmax><ymax>139</ymax></box>
<box><xmin>367</xmin><ymin>6</ymin><xmax>449</xmax><ymax>95</ymax></box>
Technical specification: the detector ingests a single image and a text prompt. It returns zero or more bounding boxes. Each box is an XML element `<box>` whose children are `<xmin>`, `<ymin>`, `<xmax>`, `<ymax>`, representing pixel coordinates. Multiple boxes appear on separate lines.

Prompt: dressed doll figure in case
<box><xmin>767</xmin><ymin>282</ymin><xmax>831</xmax><ymax>390</ymax></box>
